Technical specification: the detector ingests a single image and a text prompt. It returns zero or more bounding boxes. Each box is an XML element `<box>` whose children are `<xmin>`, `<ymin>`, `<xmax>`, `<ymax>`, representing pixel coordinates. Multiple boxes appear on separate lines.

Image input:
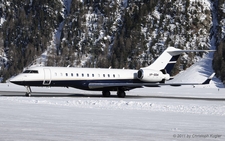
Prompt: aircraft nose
<box><xmin>10</xmin><ymin>77</ymin><xmax>17</xmax><ymax>84</ymax></box>
<box><xmin>10</xmin><ymin>75</ymin><xmax>24</xmax><ymax>85</ymax></box>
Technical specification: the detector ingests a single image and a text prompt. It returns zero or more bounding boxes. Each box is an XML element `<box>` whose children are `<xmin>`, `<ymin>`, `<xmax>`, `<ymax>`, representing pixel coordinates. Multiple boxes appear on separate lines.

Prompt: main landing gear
<box><xmin>102</xmin><ymin>89</ymin><xmax>126</xmax><ymax>98</ymax></box>
<box><xmin>25</xmin><ymin>86</ymin><xmax>32</xmax><ymax>97</ymax></box>
<box><xmin>117</xmin><ymin>90</ymin><xmax>126</xmax><ymax>98</ymax></box>
<box><xmin>102</xmin><ymin>90</ymin><xmax>111</xmax><ymax>97</ymax></box>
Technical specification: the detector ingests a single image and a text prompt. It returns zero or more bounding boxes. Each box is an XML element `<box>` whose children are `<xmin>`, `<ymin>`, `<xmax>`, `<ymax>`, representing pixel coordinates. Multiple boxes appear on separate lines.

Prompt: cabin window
<box><xmin>66</xmin><ymin>73</ymin><xmax>68</xmax><ymax>76</ymax></box>
<box><xmin>92</xmin><ymin>74</ymin><xmax>94</xmax><ymax>77</ymax></box>
<box><xmin>71</xmin><ymin>73</ymin><xmax>73</xmax><ymax>77</ymax></box>
<box><xmin>108</xmin><ymin>74</ymin><xmax>110</xmax><ymax>77</ymax></box>
<box><xmin>87</xmin><ymin>74</ymin><xmax>89</xmax><ymax>77</ymax></box>
<box><xmin>103</xmin><ymin>74</ymin><xmax>105</xmax><ymax>77</ymax></box>
<box><xmin>82</xmin><ymin>73</ymin><xmax>84</xmax><ymax>77</ymax></box>
<box><xmin>113</xmin><ymin>74</ymin><xmax>115</xmax><ymax>77</ymax></box>
<box><xmin>76</xmin><ymin>73</ymin><xmax>79</xmax><ymax>77</ymax></box>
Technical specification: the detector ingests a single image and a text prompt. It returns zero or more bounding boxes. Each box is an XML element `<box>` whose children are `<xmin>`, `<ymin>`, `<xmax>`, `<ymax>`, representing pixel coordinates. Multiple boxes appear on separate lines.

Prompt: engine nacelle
<box><xmin>137</xmin><ymin>69</ymin><xmax>170</xmax><ymax>82</ymax></box>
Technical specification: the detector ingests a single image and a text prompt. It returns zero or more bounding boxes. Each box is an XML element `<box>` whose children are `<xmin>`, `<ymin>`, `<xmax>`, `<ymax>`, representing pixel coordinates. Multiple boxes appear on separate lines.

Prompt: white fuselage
<box><xmin>10</xmin><ymin>66</ymin><xmax>169</xmax><ymax>91</ymax></box>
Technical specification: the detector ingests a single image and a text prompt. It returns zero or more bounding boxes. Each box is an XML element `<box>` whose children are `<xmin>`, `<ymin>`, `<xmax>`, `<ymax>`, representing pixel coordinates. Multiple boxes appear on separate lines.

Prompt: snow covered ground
<box><xmin>0</xmin><ymin>83</ymin><xmax>225</xmax><ymax>141</ymax></box>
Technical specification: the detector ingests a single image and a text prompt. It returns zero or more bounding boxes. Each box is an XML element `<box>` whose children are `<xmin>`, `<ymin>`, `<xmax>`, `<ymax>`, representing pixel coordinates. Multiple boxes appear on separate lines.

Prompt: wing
<box><xmin>88</xmin><ymin>83</ymin><xmax>144</xmax><ymax>89</ymax></box>
<box><xmin>88</xmin><ymin>73</ymin><xmax>215</xmax><ymax>89</ymax></box>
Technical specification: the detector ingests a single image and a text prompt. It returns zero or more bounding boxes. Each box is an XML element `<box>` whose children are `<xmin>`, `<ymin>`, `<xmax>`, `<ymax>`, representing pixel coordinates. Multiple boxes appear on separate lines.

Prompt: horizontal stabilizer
<box><xmin>167</xmin><ymin>49</ymin><xmax>216</xmax><ymax>56</ymax></box>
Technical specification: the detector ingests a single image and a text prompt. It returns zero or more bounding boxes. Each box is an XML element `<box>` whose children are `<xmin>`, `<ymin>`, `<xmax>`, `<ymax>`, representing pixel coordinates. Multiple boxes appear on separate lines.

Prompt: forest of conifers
<box><xmin>0</xmin><ymin>0</ymin><xmax>224</xmax><ymax>84</ymax></box>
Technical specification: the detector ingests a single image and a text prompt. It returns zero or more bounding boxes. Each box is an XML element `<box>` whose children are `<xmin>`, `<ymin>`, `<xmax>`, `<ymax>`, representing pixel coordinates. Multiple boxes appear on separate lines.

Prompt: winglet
<box><xmin>202</xmin><ymin>73</ymin><xmax>215</xmax><ymax>84</ymax></box>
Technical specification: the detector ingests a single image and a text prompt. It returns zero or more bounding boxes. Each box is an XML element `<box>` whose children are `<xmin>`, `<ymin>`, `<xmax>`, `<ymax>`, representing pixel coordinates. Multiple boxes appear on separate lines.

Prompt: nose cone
<box><xmin>10</xmin><ymin>75</ymin><xmax>24</xmax><ymax>85</ymax></box>
<box><xmin>10</xmin><ymin>77</ymin><xmax>17</xmax><ymax>84</ymax></box>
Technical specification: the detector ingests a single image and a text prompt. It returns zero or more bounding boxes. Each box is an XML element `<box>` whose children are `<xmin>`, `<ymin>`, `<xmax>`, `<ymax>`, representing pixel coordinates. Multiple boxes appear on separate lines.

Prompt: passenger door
<box><xmin>43</xmin><ymin>68</ymin><xmax>51</xmax><ymax>85</ymax></box>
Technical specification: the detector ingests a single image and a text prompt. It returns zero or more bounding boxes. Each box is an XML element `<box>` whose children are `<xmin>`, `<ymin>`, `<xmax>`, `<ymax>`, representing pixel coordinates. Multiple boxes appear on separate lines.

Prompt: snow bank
<box><xmin>1</xmin><ymin>96</ymin><xmax>224</xmax><ymax>116</ymax></box>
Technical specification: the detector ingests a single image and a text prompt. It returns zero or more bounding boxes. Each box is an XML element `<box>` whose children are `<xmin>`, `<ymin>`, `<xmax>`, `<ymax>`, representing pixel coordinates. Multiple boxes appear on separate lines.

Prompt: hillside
<box><xmin>0</xmin><ymin>0</ymin><xmax>225</xmax><ymax>84</ymax></box>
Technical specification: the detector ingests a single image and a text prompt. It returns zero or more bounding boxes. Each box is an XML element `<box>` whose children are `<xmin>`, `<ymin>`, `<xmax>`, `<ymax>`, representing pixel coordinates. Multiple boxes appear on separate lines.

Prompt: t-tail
<box><xmin>143</xmin><ymin>47</ymin><xmax>215</xmax><ymax>75</ymax></box>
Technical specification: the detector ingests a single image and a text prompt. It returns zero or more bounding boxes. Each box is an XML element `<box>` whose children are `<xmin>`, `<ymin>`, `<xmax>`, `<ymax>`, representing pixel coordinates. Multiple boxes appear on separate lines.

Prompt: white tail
<box><xmin>144</xmin><ymin>47</ymin><xmax>215</xmax><ymax>74</ymax></box>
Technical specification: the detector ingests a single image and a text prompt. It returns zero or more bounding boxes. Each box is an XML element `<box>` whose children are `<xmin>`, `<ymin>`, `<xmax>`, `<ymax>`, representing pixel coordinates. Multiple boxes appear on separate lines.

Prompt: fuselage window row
<box><xmin>54</xmin><ymin>72</ymin><xmax>118</xmax><ymax>78</ymax></box>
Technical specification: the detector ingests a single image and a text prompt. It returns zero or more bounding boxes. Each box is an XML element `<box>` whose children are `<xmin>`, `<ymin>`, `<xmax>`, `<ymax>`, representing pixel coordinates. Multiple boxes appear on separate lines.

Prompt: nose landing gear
<box><xmin>25</xmin><ymin>86</ymin><xmax>32</xmax><ymax>97</ymax></box>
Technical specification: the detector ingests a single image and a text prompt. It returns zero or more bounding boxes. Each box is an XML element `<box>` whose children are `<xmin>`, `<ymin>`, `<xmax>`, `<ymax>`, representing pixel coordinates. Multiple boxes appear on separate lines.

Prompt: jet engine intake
<box><xmin>137</xmin><ymin>69</ymin><xmax>170</xmax><ymax>82</ymax></box>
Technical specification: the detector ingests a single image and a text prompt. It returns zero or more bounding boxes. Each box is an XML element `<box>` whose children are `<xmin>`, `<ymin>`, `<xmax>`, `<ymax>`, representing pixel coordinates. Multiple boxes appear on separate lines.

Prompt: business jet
<box><xmin>10</xmin><ymin>47</ymin><xmax>215</xmax><ymax>97</ymax></box>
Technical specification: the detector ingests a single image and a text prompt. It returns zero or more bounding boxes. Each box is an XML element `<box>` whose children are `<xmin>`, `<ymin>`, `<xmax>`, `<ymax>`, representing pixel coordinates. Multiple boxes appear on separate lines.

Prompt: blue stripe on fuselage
<box><xmin>11</xmin><ymin>79</ymin><xmax>143</xmax><ymax>91</ymax></box>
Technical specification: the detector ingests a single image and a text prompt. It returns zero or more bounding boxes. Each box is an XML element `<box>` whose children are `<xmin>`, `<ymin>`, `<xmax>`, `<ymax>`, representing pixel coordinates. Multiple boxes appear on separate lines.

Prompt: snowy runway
<box><xmin>0</xmin><ymin>84</ymin><xmax>225</xmax><ymax>141</ymax></box>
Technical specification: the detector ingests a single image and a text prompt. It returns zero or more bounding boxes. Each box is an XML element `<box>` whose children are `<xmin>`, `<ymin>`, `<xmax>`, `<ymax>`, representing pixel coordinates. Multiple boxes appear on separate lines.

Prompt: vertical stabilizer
<box><xmin>143</xmin><ymin>47</ymin><xmax>215</xmax><ymax>75</ymax></box>
<box><xmin>144</xmin><ymin>47</ymin><xmax>182</xmax><ymax>73</ymax></box>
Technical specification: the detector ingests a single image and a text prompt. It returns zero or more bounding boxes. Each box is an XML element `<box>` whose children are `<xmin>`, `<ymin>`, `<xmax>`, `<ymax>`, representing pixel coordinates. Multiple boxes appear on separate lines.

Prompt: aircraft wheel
<box><xmin>102</xmin><ymin>90</ymin><xmax>111</xmax><ymax>97</ymax></box>
<box><xmin>25</xmin><ymin>92</ymin><xmax>31</xmax><ymax>97</ymax></box>
<box><xmin>117</xmin><ymin>90</ymin><xmax>126</xmax><ymax>98</ymax></box>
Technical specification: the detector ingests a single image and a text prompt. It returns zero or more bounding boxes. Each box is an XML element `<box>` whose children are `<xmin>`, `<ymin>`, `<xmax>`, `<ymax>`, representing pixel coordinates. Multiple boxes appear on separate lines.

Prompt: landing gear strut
<box><xmin>25</xmin><ymin>86</ymin><xmax>32</xmax><ymax>97</ymax></box>
<box><xmin>102</xmin><ymin>90</ymin><xmax>111</xmax><ymax>97</ymax></box>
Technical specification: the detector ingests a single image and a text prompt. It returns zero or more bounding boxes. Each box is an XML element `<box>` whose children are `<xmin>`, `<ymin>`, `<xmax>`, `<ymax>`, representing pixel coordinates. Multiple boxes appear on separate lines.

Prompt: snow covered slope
<box><xmin>171</xmin><ymin>52</ymin><xmax>224</xmax><ymax>88</ymax></box>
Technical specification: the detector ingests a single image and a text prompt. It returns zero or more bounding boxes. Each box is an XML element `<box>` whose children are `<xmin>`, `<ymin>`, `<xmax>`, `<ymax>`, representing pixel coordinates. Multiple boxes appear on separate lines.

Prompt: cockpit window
<box><xmin>23</xmin><ymin>70</ymin><xmax>38</xmax><ymax>73</ymax></box>
<box><xmin>23</xmin><ymin>70</ymin><xmax>31</xmax><ymax>73</ymax></box>
<box><xmin>31</xmin><ymin>70</ymin><xmax>38</xmax><ymax>73</ymax></box>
